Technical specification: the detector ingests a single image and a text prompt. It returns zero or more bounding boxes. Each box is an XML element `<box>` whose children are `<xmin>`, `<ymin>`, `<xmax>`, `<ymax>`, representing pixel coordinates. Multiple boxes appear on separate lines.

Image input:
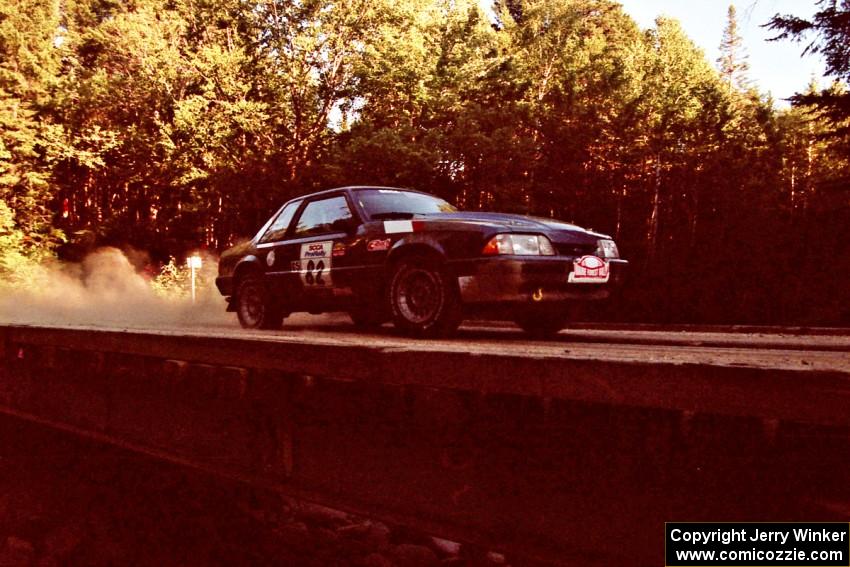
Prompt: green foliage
<box><xmin>150</xmin><ymin>257</ymin><xmax>190</xmax><ymax>298</ymax></box>
<box><xmin>0</xmin><ymin>0</ymin><xmax>65</xmax><ymax>258</ymax></box>
<box><xmin>150</xmin><ymin>256</ymin><xmax>214</xmax><ymax>299</ymax></box>
<box><xmin>718</xmin><ymin>4</ymin><xmax>750</xmax><ymax>91</ymax></box>
<box><xmin>767</xmin><ymin>0</ymin><xmax>850</xmax><ymax>126</ymax></box>
<box><xmin>0</xmin><ymin>200</ymin><xmax>51</xmax><ymax>288</ymax></box>
<box><xmin>150</xmin><ymin>256</ymin><xmax>197</xmax><ymax>299</ymax></box>
<box><xmin>0</xmin><ymin>0</ymin><xmax>847</xmax><ymax>324</ymax></box>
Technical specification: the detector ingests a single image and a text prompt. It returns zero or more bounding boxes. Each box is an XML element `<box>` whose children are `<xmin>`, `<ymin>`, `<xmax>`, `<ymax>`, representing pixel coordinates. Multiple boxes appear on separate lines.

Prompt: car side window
<box><xmin>259</xmin><ymin>201</ymin><xmax>300</xmax><ymax>243</ymax></box>
<box><xmin>292</xmin><ymin>195</ymin><xmax>353</xmax><ymax>237</ymax></box>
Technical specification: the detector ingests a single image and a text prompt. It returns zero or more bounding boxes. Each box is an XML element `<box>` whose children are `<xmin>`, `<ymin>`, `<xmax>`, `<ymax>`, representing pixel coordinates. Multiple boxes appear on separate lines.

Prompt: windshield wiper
<box><xmin>370</xmin><ymin>211</ymin><xmax>416</xmax><ymax>220</ymax></box>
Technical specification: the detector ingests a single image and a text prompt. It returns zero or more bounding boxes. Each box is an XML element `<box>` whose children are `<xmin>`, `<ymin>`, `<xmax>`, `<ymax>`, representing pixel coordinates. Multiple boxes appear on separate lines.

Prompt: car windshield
<box><xmin>356</xmin><ymin>189</ymin><xmax>456</xmax><ymax>220</ymax></box>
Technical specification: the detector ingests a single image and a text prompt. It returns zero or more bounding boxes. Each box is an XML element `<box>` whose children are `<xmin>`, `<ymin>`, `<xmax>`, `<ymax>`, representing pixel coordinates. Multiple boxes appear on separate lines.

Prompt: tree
<box><xmin>718</xmin><ymin>4</ymin><xmax>751</xmax><ymax>91</ymax></box>
<box><xmin>767</xmin><ymin>0</ymin><xmax>850</xmax><ymax>125</ymax></box>
<box><xmin>329</xmin><ymin>0</ymin><xmax>508</xmax><ymax>206</ymax></box>
<box><xmin>638</xmin><ymin>18</ymin><xmax>723</xmax><ymax>262</ymax></box>
<box><xmin>0</xmin><ymin>0</ymin><xmax>845</xmax><ymax>325</ymax></box>
<box><xmin>0</xmin><ymin>0</ymin><xmax>65</xmax><ymax>257</ymax></box>
<box><xmin>53</xmin><ymin>0</ymin><xmax>405</xmax><ymax>250</ymax></box>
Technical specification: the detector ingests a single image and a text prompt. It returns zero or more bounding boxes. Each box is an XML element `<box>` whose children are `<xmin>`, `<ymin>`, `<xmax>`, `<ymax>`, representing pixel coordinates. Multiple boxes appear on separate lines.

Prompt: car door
<box><xmin>254</xmin><ymin>199</ymin><xmax>301</xmax><ymax>298</ymax></box>
<box><xmin>276</xmin><ymin>193</ymin><xmax>359</xmax><ymax>306</ymax></box>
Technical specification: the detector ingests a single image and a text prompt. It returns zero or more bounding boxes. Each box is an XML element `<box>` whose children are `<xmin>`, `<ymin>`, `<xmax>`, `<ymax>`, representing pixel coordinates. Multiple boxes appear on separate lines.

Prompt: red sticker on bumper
<box><xmin>569</xmin><ymin>255</ymin><xmax>610</xmax><ymax>283</ymax></box>
<box><xmin>367</xmin><ymin>238</ymin><xmax>391</xmax><ymax>252</ymax></box>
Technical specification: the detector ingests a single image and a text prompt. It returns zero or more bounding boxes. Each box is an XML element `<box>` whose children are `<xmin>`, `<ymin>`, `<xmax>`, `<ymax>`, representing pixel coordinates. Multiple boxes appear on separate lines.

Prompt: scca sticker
<box><xmin>332</xmin><ymin>241</ymin><xmax>346</xmax><ymax>257</ymax></box>
<box><xmin>300</xmin><ymin>241</ymin><xmax>333</xmax><ymax>286</ymax></box>
<box><xmin>367</xmin><ymin>238</ymin><xmax>391</xmax><ymax>252</ymax></box>
<box><xmin>303</xmin><ymin>242</ymin><xmax>327</xmax><ymax>259</ymax></box>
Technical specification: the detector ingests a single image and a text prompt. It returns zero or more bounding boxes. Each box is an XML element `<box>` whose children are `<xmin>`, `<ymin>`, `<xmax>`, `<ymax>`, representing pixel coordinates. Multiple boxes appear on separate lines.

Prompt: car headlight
<box><xmin>482</xmin><ymin>234</ymin><xmax>556</xmax><ymax>256</ymax></box>
<box><xmin>596</xmin><ymin>239</ymin><xmax>619</xmax><ymax>259</ymax></box>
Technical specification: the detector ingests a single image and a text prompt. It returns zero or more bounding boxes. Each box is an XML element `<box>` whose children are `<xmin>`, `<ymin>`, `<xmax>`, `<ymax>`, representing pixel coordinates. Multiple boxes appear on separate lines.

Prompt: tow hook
<box><xmin>532</xmin><ymin>288</ymin><xmax>544</xmax><ymax>302</ymax></box>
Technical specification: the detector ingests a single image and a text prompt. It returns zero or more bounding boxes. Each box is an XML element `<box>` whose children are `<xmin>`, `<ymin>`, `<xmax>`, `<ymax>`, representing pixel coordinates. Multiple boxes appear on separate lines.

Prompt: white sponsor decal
<box><xmin>383</xmin><ymin>220</ymin><xmax>413</xmax><ymax>234</ymax></box>
<box><xmin>457</xmin><ymin>276</ymin><xmax>479</xmax><ymax>298</ymax></box>
<box><xmin>568</xmin><ymin>255</ymin><xmax>610</xmax><ymax>283</ymax></box>
<box><xmin>299</xmin><ymin>241</ymin><xmax>333</xmax><ymax>286</ymax></box>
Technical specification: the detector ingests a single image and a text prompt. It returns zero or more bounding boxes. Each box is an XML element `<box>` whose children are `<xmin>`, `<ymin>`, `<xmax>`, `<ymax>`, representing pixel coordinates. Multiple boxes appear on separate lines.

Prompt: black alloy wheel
<box><xmin>235</xmin><ymin>274</ymin><xmax>284</xmax><ymax>330</ymax></box>
<box><xmin>388</xmin><ymin>256</ymin><xmax>461</xmax><ymax>337</ymax></box>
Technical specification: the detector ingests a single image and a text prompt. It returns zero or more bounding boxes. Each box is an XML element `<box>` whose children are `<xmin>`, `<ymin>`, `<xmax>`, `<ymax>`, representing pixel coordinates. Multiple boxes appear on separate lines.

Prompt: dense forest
<box><xmin>1</xmin><ymin>0</ymin><xmax>848</xmax><ymax>325</ymax></box>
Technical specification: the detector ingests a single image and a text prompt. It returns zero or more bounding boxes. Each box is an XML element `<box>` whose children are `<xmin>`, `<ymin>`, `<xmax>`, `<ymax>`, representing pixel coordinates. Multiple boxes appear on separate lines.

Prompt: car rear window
<box><xmin>292</xmin><ymin>195</ymin><xmax>353</xmax><ymax>237</ymax></box>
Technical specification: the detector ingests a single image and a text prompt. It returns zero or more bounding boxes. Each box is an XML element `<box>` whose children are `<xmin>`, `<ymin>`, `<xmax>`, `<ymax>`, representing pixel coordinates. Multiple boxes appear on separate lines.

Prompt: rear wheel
<box><xmin>235</xmin><ymin>275</ymin><xmax>284</xmax><ymax>330</ymax></box>
<box><xmin>388</xmin><ymin>255</ymin><xmax>461</xmax><ymax>337</ymax></box>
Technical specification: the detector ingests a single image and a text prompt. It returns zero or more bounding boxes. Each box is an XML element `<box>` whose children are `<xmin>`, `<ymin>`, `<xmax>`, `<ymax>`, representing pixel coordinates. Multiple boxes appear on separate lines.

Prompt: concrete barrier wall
<box><xmin>1</xmin><ymin>325</ymin><xmax>849</xmax><ymax>565</ymax></box>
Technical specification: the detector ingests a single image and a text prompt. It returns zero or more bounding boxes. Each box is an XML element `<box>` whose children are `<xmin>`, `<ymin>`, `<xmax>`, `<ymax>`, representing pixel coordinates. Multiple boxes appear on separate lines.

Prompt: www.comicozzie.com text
<box><xmin>670</xmin><ymin>527</ymin><xmax>847</xmax><ymax>546</ymax></box>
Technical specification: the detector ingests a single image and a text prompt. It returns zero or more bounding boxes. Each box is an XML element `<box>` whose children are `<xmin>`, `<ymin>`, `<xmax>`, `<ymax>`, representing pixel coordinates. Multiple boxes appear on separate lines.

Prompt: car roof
<box><xmin>283</xmin><ymin>186</ymin><xmax>429</xmax><ymax>205</ymax></box>
<box><xmin>254</xmin><ymin>186</ymin><xmax>437</xmax><ymax>244</ymax></box>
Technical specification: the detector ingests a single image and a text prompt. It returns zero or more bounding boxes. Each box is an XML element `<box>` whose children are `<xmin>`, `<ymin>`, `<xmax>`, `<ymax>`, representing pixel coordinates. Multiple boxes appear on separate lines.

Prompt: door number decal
<box><xmin>299</xmin><ymin>241</ymin><xmax>333</xmax><ymax>287</ymax></box>
<box><xmin>305</xmin><ymin>259</ymin><xmax>326</xmax><ymax>285</ymax></box>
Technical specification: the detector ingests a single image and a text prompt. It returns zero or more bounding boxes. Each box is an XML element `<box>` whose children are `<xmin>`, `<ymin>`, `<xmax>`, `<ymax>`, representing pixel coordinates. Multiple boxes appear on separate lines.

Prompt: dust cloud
<box><xmin>0</xmin><ymin>248</ymin><xmax>234</xmax><ymax>329</ymax></box>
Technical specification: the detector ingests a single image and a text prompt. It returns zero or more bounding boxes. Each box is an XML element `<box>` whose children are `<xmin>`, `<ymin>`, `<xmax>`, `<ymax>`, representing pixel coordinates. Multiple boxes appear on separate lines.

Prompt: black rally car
<box><xmin>216</xmin><ymin>186</ymin><xmax>626</xmax><ymax>337</ymax></box>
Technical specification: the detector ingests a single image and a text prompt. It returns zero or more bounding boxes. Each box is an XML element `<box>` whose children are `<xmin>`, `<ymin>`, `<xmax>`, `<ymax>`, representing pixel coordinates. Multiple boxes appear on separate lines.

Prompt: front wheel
<box><xmin>235</xmin><ymin>275</ymin><xmax>284</xmax><ymax>330</ymax></box>
<box><xmin>388</xmin><ymin>256</ymin><xmax>462</xmax><ymax>337</ymax></box>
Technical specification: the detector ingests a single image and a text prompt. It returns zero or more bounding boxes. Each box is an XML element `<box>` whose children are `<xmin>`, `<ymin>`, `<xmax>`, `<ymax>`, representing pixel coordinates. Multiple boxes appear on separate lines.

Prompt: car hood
<box><xmin>416</xmin><ymin>212</ymin><xmax>610</xmax><ymax>241</ymax></box>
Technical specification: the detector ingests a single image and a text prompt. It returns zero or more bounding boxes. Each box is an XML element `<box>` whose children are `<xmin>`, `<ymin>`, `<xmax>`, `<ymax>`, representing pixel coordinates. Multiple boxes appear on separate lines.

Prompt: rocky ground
<box><xmin>0</xmin><ymin>415</ymin><xmax>510</xmax><ymax>567</ymax></box>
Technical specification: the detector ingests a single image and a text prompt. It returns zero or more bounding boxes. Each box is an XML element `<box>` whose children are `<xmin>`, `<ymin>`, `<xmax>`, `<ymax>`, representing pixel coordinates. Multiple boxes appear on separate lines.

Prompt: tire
<box><xmin>388</xmin><ymin>255</ymin><xmax>462</xmax><ymax>337</ymax></box>
<box><xmin>514</xmin><ymin>308</ymin><xmax>571</xmax><ymax>338</ymax></box>
<box><xmin>235</xmin><ymin>274</ymin><xmax>284</xmax><ymax>330</ymax></box>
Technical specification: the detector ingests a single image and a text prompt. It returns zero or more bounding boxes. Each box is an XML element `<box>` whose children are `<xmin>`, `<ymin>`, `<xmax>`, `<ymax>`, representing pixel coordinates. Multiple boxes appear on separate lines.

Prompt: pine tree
<box><xmin>767</xmin><ymin>0</ymin><xmax>850</xmax><ymax>126</ymax></box>
<box><xmin>717</xmin><ymin>4</ymin><xmax>750</xmax><ymax>91</ymax></box>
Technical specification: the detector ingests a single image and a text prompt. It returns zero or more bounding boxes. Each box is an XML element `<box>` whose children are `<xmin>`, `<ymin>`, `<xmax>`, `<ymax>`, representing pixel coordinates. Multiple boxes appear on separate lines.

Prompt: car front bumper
<box><xmin>215</xmin><ymin>275</ymin><xmax>233</xmax><ymax>297</ymax></box>
<box><xmin>450</xmin><ymin>257</ymin><xmax>627</xmax><ymax>304</ymax></box>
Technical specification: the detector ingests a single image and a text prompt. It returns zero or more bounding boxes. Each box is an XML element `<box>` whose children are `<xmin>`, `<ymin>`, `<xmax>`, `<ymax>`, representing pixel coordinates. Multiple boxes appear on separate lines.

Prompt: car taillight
<box><xmin>482</xmin><ymin>234</ymin><xmax>556</xmax><ymax>256</ymax></box>
<box><xmin>482</xmin><ymin>234</ymin><xmax>513</xmax><ymax>255</ymax></box>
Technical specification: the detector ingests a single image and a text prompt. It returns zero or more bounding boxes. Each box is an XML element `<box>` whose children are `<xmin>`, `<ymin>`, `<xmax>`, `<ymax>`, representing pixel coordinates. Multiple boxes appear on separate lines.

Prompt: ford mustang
<box><xmin>215</xmin><ymin>186</ymin><xmax>626</xmax><ymax>337</ymax></box>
